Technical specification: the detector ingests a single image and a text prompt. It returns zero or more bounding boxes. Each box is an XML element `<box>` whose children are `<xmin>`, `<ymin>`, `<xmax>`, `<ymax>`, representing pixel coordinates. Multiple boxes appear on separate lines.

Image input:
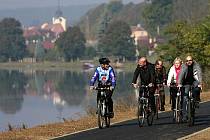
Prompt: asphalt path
<box><xmin>54</xmin><ymin>101</ymin><xmax>210</xmax><ymax>140</ymax></box>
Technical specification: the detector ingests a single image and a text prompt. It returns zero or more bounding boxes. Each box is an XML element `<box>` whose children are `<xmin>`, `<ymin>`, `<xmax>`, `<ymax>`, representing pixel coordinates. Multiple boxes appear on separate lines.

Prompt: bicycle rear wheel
<box><xmin>137</xmin><ymin>102</ymin><xmax>145</xmax><ymax>127</ymax></box>
<box><xmin>97</xmin><ymin>101</ymin><xmax>105</xmax><ymax>129</ymax></box>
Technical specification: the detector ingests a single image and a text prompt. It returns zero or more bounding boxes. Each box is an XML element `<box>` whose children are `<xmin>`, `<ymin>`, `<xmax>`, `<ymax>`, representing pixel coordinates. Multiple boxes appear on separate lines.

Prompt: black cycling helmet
<box><xmin>99</xmin><ymin>57</ymin><xmax>110</xmax><ymax>64</ymax></box>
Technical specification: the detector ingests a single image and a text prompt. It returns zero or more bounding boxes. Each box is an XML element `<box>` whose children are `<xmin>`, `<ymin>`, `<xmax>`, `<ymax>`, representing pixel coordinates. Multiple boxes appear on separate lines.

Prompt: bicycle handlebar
<box><xmin>93</xmin><ymin>87</ymin><xmax>110</xmax><ymax>90</ymax></box>
<box><xmin>132</xmin><ymin>83</ymin><xmax>153</xmax><ymax>88</ymax></box>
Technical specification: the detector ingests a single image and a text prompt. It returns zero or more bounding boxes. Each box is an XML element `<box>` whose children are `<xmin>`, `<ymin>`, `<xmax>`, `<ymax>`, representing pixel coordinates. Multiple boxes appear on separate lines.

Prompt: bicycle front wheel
<box><xmin>137</xmin><ymin>102</ymin><xmax>145</xmax><ymax>127</ymax></box>
<box><xmin>97</xmin><ymin>101</ymin><xmax>105</xmax><ymax>129</ymax></box>
<box><xmin>155</xmin><ymin>96</ymin><xmax>160</xmax><ymax>119</ymax></box>
<box><xmin>188</xmin><ymin>100</ymin><xmax>195</xmax><ymax>126</ymax></box>
<box><xmin>147</xmin><ymin>109</ymin><xmax>154</xmax><ymax>126</ymax></box>
<box><xmin>105</xmin><ymin>107</ymin><xmax>110</xmax><ymax>128</ymax></box>
<box><xmin>174</xmin><ymin>96</ymin><xmax>181</xmax><ymax>123</ymax></box>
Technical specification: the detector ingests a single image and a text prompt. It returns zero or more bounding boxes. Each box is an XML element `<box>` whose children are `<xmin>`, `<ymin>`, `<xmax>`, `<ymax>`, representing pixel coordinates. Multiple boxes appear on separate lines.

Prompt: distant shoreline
<box><xmin>0</xmin><ymin>61</ymin><xmax>137</xmax><ymax>71</ymax></box>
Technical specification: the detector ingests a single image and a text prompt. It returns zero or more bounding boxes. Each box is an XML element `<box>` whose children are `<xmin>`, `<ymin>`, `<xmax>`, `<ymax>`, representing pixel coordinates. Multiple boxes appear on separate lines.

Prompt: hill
<box><xmin>78</xmin><ymin>2</ymin><xmax>146</xmax><ymax>40</ymax></box>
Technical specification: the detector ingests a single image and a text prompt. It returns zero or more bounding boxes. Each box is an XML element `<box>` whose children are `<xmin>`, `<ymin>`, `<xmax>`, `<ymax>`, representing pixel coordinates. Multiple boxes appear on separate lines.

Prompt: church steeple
<box><xmin>52</xmin><ymin>0</ymin><xmax>67</xmax><ymax>31</ymax></box>
<box><xmin>55</xmin><ymin>0</ymin><xmax>63</xmax><ymax>17</ymax></box>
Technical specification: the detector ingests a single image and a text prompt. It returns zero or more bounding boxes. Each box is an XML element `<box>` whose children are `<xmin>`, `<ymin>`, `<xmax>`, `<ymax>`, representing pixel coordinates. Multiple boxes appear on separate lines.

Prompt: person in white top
<box><xmin>167</xmin><ymin>57</ymin><xmax>182</xmax><ymax>110</ymax></box>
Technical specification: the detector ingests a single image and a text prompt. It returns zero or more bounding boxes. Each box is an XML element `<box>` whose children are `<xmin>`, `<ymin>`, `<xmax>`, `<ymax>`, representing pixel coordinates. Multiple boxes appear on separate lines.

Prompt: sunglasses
<box><xmin>186</xmin><ymin>60</ymin><xmax>193</xmax><ymax>62</ymax></box>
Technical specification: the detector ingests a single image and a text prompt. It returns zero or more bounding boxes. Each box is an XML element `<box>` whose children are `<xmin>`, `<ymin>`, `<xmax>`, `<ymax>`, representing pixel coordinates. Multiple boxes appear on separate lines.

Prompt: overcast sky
<box><xmin>0</xmin><ymin>0</ymin><xmax>144</xmax><ymax>9</ymax></box>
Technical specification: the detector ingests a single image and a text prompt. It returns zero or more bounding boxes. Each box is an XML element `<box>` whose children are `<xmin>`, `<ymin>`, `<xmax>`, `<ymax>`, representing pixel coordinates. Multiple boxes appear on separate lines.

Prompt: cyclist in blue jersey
<box><xmin>90</xmin><ymin>57</ymin><xmax>116</xmax><ymax>118</ymax></box>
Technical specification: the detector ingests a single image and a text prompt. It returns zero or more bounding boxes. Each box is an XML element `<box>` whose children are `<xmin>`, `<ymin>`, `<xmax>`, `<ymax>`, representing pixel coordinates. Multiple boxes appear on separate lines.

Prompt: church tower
<box><xmin>52</xmin><ymin>0</ymin><xmax>67</xmax><ymax>31</ymax></box>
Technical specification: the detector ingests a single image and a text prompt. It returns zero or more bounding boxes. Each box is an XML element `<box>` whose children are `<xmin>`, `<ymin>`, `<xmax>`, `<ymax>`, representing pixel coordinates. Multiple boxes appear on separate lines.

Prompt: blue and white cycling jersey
<box><xmin>90</xmin><ymin>66</ymin><xmax>116</xmax><ymax>87</ymax></box>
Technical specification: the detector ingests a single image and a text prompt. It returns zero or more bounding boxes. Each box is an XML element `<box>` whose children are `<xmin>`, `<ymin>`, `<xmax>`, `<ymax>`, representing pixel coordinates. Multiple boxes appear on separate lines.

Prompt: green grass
<box><xmin>0</xmin><ymin>61</ymin><xmax>138</xmax><ymax>72</ymax></box>
<box><xmin>0</xmin><ymin>61</ymin><xmax>83</xmax><ymax>71</ymax></box>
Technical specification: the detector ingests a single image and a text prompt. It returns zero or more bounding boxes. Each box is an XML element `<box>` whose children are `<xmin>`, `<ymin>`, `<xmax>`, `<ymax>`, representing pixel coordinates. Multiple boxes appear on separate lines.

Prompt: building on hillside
<box><xmin>23</xmin><ymin>0</ymin><xmax>67</xmax><ymax>50</ymax></box>
<box><xmin>131</xmin><ymin>24</ymin><xmax>149</xmax><ymax>47</ymax></box>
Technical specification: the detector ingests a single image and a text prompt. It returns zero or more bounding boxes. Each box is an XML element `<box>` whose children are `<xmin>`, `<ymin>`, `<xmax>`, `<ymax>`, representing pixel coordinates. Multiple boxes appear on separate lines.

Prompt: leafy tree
<box><xmin>98</xmin><ymin>1</ymin><xmax>123</xmax><ymax>39</ymax></box>
<box><xmin>0</xmin><ymin>18</ymin><xmax>27</xmax><ymax>61</ymax></box>
<box><xmin>56</xmin><ymin>26</ymin><xmax>86</xmax><ymax>61</ymax></box>
<box><xmin>98</xmin><ymin>20</ymin><xmax>136</xmax><ymax>60</ymax></box>
<box><xmin>142</xmin><ymin>0</ymin><xmax>173</xmax><ymax>35</ymax></box>
<box><xmin>107</xmin><ymin>0</ymin><xmax>123</xmax><ymax>14</ymax></box>
<box><xmin>84</xmin><ymin>47</ymin><xmax>97</xmax><ymax>59</ymax></box>
<box><xmin>156</xmin><ymin>19</ymin><xmax>210</xmax><ymax>66</ymax></box>
<box><xmin>44</xmin><ymin>47</ymin><xmax>60</xmax><ymax>61</ymax></box>
<box><xmin>138</xmin><ymin>45</ymin><xmax>149</xmax><ymax>57</ymax></box>
<box><xmin>34</xmin><ymin>41</ymin><xmax>45</xmax><ymax>61</ymax></box>
<box><xmin>172</xmin><ymin>0</ymin><xmax>209</xmax><ymax>23</ymax></box>
<box><xmin>78</xmin><ymin>2</ymin><xmax>146</xmax><ymax>40</ymax></box>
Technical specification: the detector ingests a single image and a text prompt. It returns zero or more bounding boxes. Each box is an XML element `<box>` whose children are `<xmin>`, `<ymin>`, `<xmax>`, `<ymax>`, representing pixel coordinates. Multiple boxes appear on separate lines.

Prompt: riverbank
<box><xmin>0</xmin><ymin>91</ymin><xmax>209</xmax><ymax>140</ymax></box>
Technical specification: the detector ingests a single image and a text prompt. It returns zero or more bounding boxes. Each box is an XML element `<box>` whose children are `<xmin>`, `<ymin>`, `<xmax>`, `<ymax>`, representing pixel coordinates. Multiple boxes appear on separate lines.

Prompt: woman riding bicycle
<box><xmin>89</xmin><ymin>57</ymin><xmax>116</xmax><ymax>118</ymax></box>
<box><xmin>167</xmin><ymin>57</ymin><xmax>183</xmax><ymax>111</ymax></box>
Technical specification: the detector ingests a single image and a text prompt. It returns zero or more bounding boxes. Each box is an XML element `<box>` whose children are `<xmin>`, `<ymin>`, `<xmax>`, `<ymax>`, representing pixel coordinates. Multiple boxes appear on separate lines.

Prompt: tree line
<box><xmin>0</xmin><ymin>17</ymin><xmax>136</xmax><ymax>62</ymax></box>
<box><xmin>144</xmin><ymin>0</ymin><xmax>210</xmax><ymax>67</ymax></box>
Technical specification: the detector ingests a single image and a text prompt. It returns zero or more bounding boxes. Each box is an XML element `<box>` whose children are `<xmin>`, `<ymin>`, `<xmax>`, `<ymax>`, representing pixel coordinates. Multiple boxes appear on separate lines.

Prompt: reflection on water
<box><xmin>0</xmin><ymin>70</ymin><xmax>27</xmax><ymax>115</ymax></box>
<box><xmin>0</xmin><ymin>69</ymin><xmax>135</xmax><ymax>131</ymax></box>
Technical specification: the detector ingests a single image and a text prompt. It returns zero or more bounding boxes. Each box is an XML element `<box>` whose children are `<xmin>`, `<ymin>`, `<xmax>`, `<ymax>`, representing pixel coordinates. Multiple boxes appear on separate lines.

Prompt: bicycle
<box><xmin>154</xmin><ymin>84</ymin><xmax>163</xmax><ymax>119</ymax></box>
<box><xmin>93</xmin><ymin>87</ymin><xmax>111</xmax><ymax>129</ymax></box>
<box><xmin>137</xmin><ymin>85</ymin><xmax>154</xmax><ymax>127</ymax></box>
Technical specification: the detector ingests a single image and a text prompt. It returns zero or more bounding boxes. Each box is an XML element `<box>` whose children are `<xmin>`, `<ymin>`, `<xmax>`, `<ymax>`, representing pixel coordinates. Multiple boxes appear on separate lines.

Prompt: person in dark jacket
<box><xmin>132</xmin><ymin>57</ymin><xmax>156</xmax><ymax>113</ymax></box>
<box><xmin>154</xmin><ymin>60</ymin><xmax>167</xmax><ymax>111</ymax></box>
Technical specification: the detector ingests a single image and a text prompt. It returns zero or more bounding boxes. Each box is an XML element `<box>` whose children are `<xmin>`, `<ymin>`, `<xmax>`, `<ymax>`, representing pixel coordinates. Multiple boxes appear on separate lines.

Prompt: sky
<box><xmin>0</xmin><ymin>0</ymin><xmax>144</xmax><ymax>10</ymax></box>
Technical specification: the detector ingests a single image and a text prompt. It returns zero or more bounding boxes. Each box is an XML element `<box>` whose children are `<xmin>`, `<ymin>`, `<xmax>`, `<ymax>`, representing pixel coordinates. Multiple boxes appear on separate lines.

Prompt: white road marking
<box><xmin>177</xmin><ymin>127</ymin><xmax>210</xmax><ymax>140</ymax></box>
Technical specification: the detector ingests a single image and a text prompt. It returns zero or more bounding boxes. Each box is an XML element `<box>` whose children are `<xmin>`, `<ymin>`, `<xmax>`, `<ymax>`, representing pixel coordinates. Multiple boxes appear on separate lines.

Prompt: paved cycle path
<box><xmin>54</xmin><ymin>101</ymin><xmax>210</xmax><ymax>140</ymax></box>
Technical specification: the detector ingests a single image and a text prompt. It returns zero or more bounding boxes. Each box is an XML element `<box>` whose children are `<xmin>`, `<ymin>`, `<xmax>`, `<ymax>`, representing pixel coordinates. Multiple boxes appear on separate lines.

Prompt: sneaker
<box><xmin>109</xmin><ymin>112</ymin><xmax>114</xmax><ymax>118</ymax></box>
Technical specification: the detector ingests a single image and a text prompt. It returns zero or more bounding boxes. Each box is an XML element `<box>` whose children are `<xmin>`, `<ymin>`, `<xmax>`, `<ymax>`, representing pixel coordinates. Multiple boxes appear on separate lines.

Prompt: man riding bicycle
<box><xmin>132</xmin><ymin>57</ymin><xmax>156</xmax><ymax>113</ymax></box>
<box><xmin>178</xmin><ymin>55</ymin><xmax>202</xmax><ymax>121</ymax></box>
<box><xmin>90</xmin><ymin>57</ymin><xmax>116</xmax><ymax>118</ymax></box>
<box><xmin>154</xmin><ymin>60</ymin><xmax>167</xmax><ymax>111</ymax></box>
